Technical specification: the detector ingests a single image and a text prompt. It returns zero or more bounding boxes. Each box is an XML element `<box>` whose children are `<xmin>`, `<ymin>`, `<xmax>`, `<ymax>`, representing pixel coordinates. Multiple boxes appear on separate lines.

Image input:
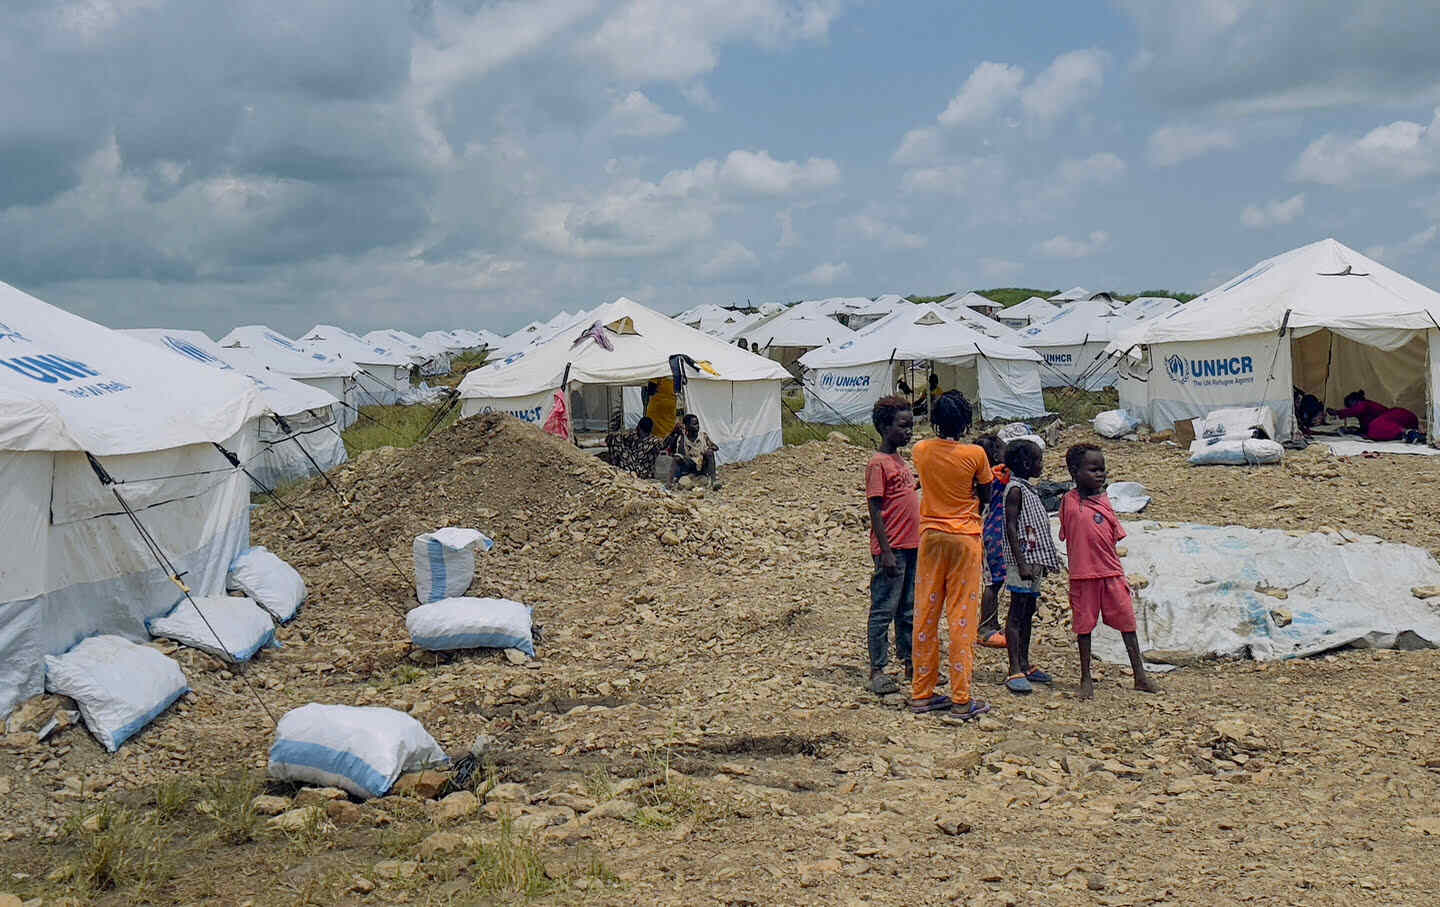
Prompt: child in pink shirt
<box><xmin>1059</xmin><ymin>444</ymin><xmax>1157</xmax><ymax>700</ymax></box>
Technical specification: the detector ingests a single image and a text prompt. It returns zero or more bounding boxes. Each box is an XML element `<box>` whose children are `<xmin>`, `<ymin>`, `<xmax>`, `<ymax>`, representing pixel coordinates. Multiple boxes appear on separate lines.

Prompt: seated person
<box><xmin>1293</xmin><ymin>386</ymin><xmax>1326</xmax><ymax>435</ymax></box>
<box><xmin>1329</xmin><ymin>390</ymin><xmax>1420</xmax><ymax>442</ymax></box>
<box><xmin>665</xmin><ymin>413</ymin><xmax>720</xmax><ymax>487</ymax></box>
<box><xmin>606</xmin><ymin>417</ymin><xmax>663</xmax><ymax>479</ymax></box>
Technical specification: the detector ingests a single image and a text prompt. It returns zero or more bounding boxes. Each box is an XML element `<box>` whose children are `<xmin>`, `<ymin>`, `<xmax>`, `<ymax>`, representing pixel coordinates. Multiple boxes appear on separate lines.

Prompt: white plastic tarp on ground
<box><xmin>1080</xmin><ymin>521</ymin><xmax>1440</xmax><ymax>666</ymax></box>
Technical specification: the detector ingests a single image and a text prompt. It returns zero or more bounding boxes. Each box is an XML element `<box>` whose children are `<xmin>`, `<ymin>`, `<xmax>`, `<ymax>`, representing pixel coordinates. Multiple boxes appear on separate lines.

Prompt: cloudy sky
<box><xmin>5</xmin><ymin>1</ymin><xmax>1440</xmax><ymax>337</ymax></box>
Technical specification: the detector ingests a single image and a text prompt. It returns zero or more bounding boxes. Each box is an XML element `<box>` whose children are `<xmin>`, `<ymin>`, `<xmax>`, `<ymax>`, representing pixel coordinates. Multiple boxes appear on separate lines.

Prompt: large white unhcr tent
<box><xmin>219</xmin><ymin>325</ymin><xmax>362</xmax><ymax>429</ymax></box>
<box><xmin>998</xmin><ymin>296</ymin><xmax>1058</xmax><ymax>328</ymax></box>
<box><xmin>1018</xmin><ymin>300</ymin><xmax>1133</xmax><ymax>389</ymax></box>
<box><xmin>736</xmin><ymin>305</ymin><xmax>856</xmax><ymax>377</ymax></box>
<box><xmin>124</xmin><ymin>329</ymin><xmax>348</xmax><ymax>489</ymax></box>
<box><xmin>1110</xmin><ymin>238</ymin><xmax>1440</xmax><ymax>441</ymax></box>
<box><xmin>0</xmin><ymin>282</ymin><xmax>265</xmax><ymax>718</ymax></box>
<box><xmin>459</xmin><ymin>297</ymin><xmax>790</xmax><ymax>464</ymax></box>
<box><xmin>797</xmin><ymin>304</ymin><xmax>1046</xmax><ymax>424</ymax></box>
<box><xmin>299</xmin><ymin>325</ymin><xmax>412</xmax><ymax>406</ymax></box>
<box><xmin>364</xmin><ymin>329</ymin><xmax>452</xmax><ymax>377</ymax></box>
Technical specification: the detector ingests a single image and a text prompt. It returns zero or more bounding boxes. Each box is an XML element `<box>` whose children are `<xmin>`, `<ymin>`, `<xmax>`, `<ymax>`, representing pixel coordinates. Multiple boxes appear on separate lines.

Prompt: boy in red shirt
<box><xmin>865</xmin><ymin>396</ymin><xmax>920</xmax><ymax>695</ymax></box>
<box><xmin>1059</xmin><ymin>444</ymin><xmax>1157</xmax><ymax>700</ymax></box>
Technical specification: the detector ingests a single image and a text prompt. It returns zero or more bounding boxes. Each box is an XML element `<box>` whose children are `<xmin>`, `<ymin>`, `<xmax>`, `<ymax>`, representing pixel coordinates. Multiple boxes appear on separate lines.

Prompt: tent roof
<box><xmin>1049</xmin><ymin>286</ymin><xmax>1091</xmax><ymax>302</ymax></box>
<box><xmin>737</xmin><ymin>306</ymin><xmax>856</xmax><ymax>349</ymax></box>
<box><xmin>219</xmin><ymin>325</ymin><xmax>357</xmax><ymax>379</ymax></box>
<box><xmin>124</xmin><ymin>329</ymin><xmax>338</xmax><ymax>418</ymax></box>
<box><xmin>300</xmin><ymin>325</ymin><xmax>411</xmax><ymax>368</ymax></box>
<box><xmin>1127</xmin><ymin>238</ymin><xmax>1440</xmax><ymax>344</ymax></box>
<box><xmin>1002</xmin><ymin>297</ymin><xmax>1059</xmax><ymax>320</ymax></box>
<box><xmin>940</xmin><ymin>291</ymin><xmax>1001</xmax><ymax>311</ymax></box>
<box><xmin>421</xmin><ymin>330</ymin><xmax>478</xmax><ymax>353</ymax></box>
<box><xmin>925</xmin><ymin>301</ymin><xmax>1031</xmax><ymax>344</ymax></box>
<box><xmin>1017</xmin><ymin>300</ymin><xmax>1132</xmax><ymax>347</ymax></box>
<box><xmin>800</xmin><ymin>304</ymin><xmax>1041</xmax><ymax>369</ymax></box>
<box><xmin>0</xmin><ymin>282</ymin><xmax>264</xmax><ymax>454</ymax></box>
<box><xmin>458</xmin><ymin>297</ymin><xmax>790</xmax><ymax>399</ymax></box>
<box><xmin>1116</xmin><ymin>296</ymin><xmax>1184</xmax><ymax>321</ymax></box>
<box><xmin>364</xmin><ymin>329</ymin><xmax>444</xmax><ymax>364</ymax></box>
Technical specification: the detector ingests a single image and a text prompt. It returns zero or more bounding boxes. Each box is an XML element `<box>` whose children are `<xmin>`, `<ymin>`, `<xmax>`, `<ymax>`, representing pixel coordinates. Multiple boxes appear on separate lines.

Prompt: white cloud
<box><xmin>680</xmin><ymin>81</ymin><xmax>718</xmax><ymax>111</ymax></box>
<box><xmin>980</xmin><ymin>257</ymin><xmax>1023</xmax><ymax>279</ymax></box>
<box><xmin>1055</xmin><ymin>152</ymin><xmax>1127</xmax><ymax>188</ymax></box>
<box><xmin>1366</xmin><ymin>224</ymin><xmax>1438</xmax><ymax>263</ymax></box>
<box><xmin>1146</xmin><ymin>124</ymin><xmax>1238</xmax><ymax>166</ymax></box>
<box><xmin>776</xmin><ymin>209</ymin><xmax>800</xmax><ymax>248</ymax></box>
<box><xmin>697</xmin><ymin>240</ymin><xmax>759</xmax><ymax>279</ymax></box>
<box><xmin>891</xmin><ymin>127</ymin><xmax>944</xmax><ymax>166</ymax></box>
<box><xmin>1034</xmin><ymin>230</ymin><xmax>1110</xmax><ymax>259</ymax></box>
<box><xmin>792</xmin><ymin>260</ymin><xmax>850</xmax><ymax>285</ymax></box>
<box><xmin>581</xmin><ymin>0</ymin><xmax>845</xmax><ymax>82</ymax></box>
<box><xmin>717</xmin><ymin>149</ymin><xmax>840</xmax><ymax>196</ymax></box>
<box><xmin>938</xmin><ymin>61</ymin><xmax>1025</xmax><ymax>127</ymax></box>
<box><xmin>604</xmin><ymin>90</ymin><xmax>685</xmax><ymax>137</ymax></box>
<box><xmin>1019</xmin><ymin>49</ymin><xmax>1107</xmax><ymax>122</ymax></box>
<box><xmin>843</xmin><ymin>214</ymin><xmax>926</xmax><ymax>249</ymax></box>
<box><xmin>1240</xmin><ymin>193</ymin><xmax>1305</xmax><ymax>228</ymax></box>
<box><xmin>899</xmin><ymin>157</ymin><xmax>1008</xmax><ymax>197</ymax></box>
<box><xmin>1291</xmin><ymin>108</ymin><xmax>1440</xmax><ymax>185</ymax></box>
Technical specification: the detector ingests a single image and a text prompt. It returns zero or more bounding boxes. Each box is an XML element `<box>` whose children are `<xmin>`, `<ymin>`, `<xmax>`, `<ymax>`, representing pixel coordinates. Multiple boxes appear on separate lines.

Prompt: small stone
<box><xmin>434</xmin><ymin>791</ymin><xmax>478</xmax><ymax>823</ymax></box>
<box><xmin>392</xmin><ymin>770</ymin><xmax>448</xmax><ymax>800</ymax></box>
<box><xmin>717</xmin><ymin>762</ymin><xmax>751</xmax><ymax>776</ymax></box>
<box><xmin>293</xmin><ymin>787</ymin><xmax>348</xmax><ymax>808</ymax></box>
<box><xmin>486</xmin><ymin>782</ymin><xmax>529</xmax><ymax>804</ymax></box>
<box><xmin>1165</xmin><ymin>777</ymin><xmax>1198</xmax><ymax>795</ymax></box>
<box><xmin>325</xmin><ymin>800</ymin><xmax>371</xmax><ymax>826</ymax></box>
<box><xmin>0</xmin><ymin>895</ymin><xmax>21</xmax><ymax>907</ymax></box>
<box><xmin>349</xmin><ymin>877</ymin><xmax>375</xmax><ymax>894</ymax></box>
<box><xmin>267</xmin><ymin>806</ymin><xmax>325</xmax><ymax>832</ymax></box>
<box><xmin>503</xmin><ymin>648</ymin><xmax>529</xmax><ymax>665</ymax></box>
<box><xmin>1087</xmin><ymin>874</ymin><xmax>1108</xmax><ymax>891</ymax></box>
<box><xmin>373</xmin><ymin>859</ymin><xmax>418</xmax><ymax>880</ymax></box>
<box><xmin>546</xmin><ymin>792</ymin><xmax>597</xmax><ymax>812</ymax></box>
<box><xmin>1407</xmin><ymin>816</ymin><xmax>1440</xmax><ymax>836</ymax></box>
<box><xmin>585</xmin><ymin>798</ymin><xmax>638</xmax><ymax>820</ymax></box>
<box><xmin>1412</xmin><ymin>586</ymin><xmax>1440</xmax><ymax>600</ymax></box>
<box><xmin>935</xmin><ymin>817</ymin><xmax>972</xmax><ymax>836</ymax></box>
<box><xmin>1269</xmin><ymin>608</ymin><xmax>1293</xmax><ymax>628</ymax></box>
<box><xmin>1126</xmin><ymin>574</ymin><xmax>1149</xmax><ymax>590</ymax></box>
<box><xmin>250</xmin><ymin>795</ymin><xmax>290</xmax><ymax>816</ymax></box>
<box><xmin>826</xmin><ymin>432</ymin><xmax>851</xmax><ymax>444</ymax></box>
<box><xmin>1212</xmin><ymin>719</ymin><xmax>1255</xmax><ymax>742</ymax></box>
<box><xmin>513</xmin><ymin>806</ymin><xmax>575</xmax><ymax>835</ymax></box>
<box><xmin>80</xmin><ymin>814</ymin><xmax>103</xmax><ymax>833</ymax></box>
<box><xmin>660</xmin><ymin>530</ymin><xmax>682</xmax><ymax>546</ymax></box>
<box><xmin>470</xmin><ymin>734</ymin><xmax>495</xmax><ymax>757</ymax></box>
<box><xmin>417</xmin><ymin>830</ymin><xmax>467</xmax><ymax>859</ymax></box>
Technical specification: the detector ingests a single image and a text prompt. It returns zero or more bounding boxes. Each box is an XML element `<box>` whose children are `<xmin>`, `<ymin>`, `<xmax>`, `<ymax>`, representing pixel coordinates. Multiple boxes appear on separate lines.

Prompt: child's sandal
<box><xmin>1004</xmin><ymin>673</ymin><xmax>1033</xmax><ymax>694</ymax></box>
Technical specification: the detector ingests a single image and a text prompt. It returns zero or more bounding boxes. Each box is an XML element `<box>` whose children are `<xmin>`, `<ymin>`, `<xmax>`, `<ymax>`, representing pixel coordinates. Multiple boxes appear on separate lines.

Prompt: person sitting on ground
<box><xmin>864</xmin><ymin>396</ymin><xmax>919</xmax><ymax>695</ymax></box>
<box><xmin>1001</xmin><ymin>439</ymin><xmax>1061</xmax><ymax>695</ymax></box>
<box><xmin>666</xmin><ymin>413</ymin><xmax>720</xmax><ymax>487</ymax></box>
<box><xmin>1329</xmin><ymin>390</ymin><xmax>1420</xmax><ymax>442</ymax></box>
<box><xmin>974</xmin><ymin>433</ymin><xmax>1010</xmax><ymax>650</ymax></box>
<box><xmin>1293</xmin><ymin>386</ymin><xmax>1326</xmax><ymax>436</ymax></box>
<box><xmin>645</xmin><ymin>377</ymin><xmax>678</xmax><ymax>439</ymax></box>
<box><xmin>1059</xmin><ymin>444</ymin><xmax>1157</xmax><ymax>700</ymax></box>
<box><xmin>606</xmin><ymin>416</ymin><xmax>663</xmax><ymax>479</ymax></box>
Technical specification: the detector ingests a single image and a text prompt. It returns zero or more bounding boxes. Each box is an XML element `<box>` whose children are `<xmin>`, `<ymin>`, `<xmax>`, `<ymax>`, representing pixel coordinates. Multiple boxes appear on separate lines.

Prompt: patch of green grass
<box><xmin>152</xmin><ymin>777</ymin><xmax>200</xmax><ymax>822</ymax></box>
<box><xmin>1044</xmin><ymin>387</ymin><xmax>1118</xmax><ymax>425</ymax></box>
<box><xmin>627</xmin><ymin>747</ymin><xmax>732</xmax><ymax>831</ymax></box>
<box><xmin>467</xmin><ymin>815</ymin><xmax>557</xmax><ymax>898</ymax></box>
<box><xmin>205</xmin><ymin>771</ymin><xmax>264</xmax><ymax>845</ymax></box>
<box><xmin>341</xmin><ymin>401</ymin><xmax>460</xmax><ymax>457</ymax></box>
<box><xmin>62</xmin><ymin>804</ymin><xmax>175</xmax><ymax>895</ymax></box>
<box><xmin>780</xmin><ymin>390</ymin><xmax>879</xmax><ymax>447</ymax></box>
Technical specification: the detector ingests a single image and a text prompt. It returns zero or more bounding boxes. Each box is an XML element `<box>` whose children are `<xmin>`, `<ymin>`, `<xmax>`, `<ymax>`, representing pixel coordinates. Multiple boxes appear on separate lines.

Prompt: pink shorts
<box><xmin>1068</xmin><ymin>576</ymin><xmax>1137</xmax><ymax>635</ymax></box>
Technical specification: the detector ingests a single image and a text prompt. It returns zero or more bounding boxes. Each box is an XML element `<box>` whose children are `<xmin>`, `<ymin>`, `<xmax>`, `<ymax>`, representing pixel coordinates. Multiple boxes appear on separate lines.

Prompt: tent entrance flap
<box><xmin>1291</xmin><ymin>328</ymin><xmax>1428</xmax><ymax>418</ymax></box>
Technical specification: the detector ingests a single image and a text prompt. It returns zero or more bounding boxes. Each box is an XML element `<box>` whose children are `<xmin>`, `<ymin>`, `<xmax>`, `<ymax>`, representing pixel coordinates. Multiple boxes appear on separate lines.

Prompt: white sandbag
<box><xmin>406</xmin><ymin>597</ymin><xmax>534</xmax><ymax>656</ymax></box>
<box><xmin>227</xmin><ymin>546</ymin><xmax>306</xmax><ymax>622</ymax></box>
<box><xmin>268</xmin><ymin>704</ymin><xmax>449</xmax><ymax>799</ymax></box>
<box><xmin>1106</xmin><ymin>481</ymin><xmax>1151</xmax><ymax>513</ymax></box>
<box><xmin>413</xmin><ymin>528</ymin><xmax>493</xmax><ymax>604</ymax></box>
<box><xmin>44</xmin><ymin>635</ymin><xmax>189</xmax><ymax>752</ymax></box>
<box><xmin>1188</xmin><ymin>438</ymin><xmax>1284</xmax><ymax>466</ymax></box>
<box><xmin>1196</xmin><ymin>406</ymin><xmax>1277</xmax><ymax>442</ymax></box>
<box><xmin>1093</xmin><ymin>409</ymin><xmax>1141</xmax><ymax>439</ymax></box>
<box><xmin>148</xmin><ymin>596</ymin><xmax>278</xmax><ymax>663</ymax></box>
<box><xmin>996</xmin><ymin>422</ymin><xmax>1036</xmax><ymax>443</ymax></box>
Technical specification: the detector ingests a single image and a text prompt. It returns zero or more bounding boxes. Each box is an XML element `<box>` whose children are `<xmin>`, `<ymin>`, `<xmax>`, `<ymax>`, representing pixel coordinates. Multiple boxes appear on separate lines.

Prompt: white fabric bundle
<box><xmin>407</xmin><ymin>597</ymin><xmax>534</xmax><ymax>656</ymax></box>
<box><xmin>227</xmin><ymin>546</ymin><xmax>307</xmax><ymax>622</ymax></box>
<box><xmin>412</xmin><ymin>528</ymin><xmax>493</xmax><ymax>604</ymax></box>
<box><xmin>148</xmin><ymin>595</ymin><xmax>278</xmax><ymax>663</ymax></box>
<box><xmin>268</xmin><ymin>704</ymin><xmax>449</xmax><ymax>799</ymax></box>
<box><xmin>1092</xmin><ymin>409</ymin><xmax>1141</xmax><ymax>439</ymax></box>
<box><xmin>1188</xmin><ymin>438</ymin><xmax>1284</xmax><ymax>466</ymax></box>
<box><xmin>44</xmin><ymin>635</ymin><xmax>189</xmax><ymax>752</ymax></box>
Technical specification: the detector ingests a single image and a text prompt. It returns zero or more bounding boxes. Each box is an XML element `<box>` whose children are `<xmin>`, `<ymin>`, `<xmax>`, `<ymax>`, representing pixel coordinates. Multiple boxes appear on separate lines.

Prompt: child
<box><xmin>910</xmin><ymin>391</ymin><xmax>992</xmax><ymax>721</ymax></box>
<box><xmin>974</xmin><ymin>434</ymin><xmax>1010</xmax><ymax>650</ymax></box>
<box><xmin>1059</xmin><ymin>444</ymin><xmax>1157</xmax><ymax>700</ymax></box>
<box><xmin>864</xmin><ymin>397</ymin><xmax>919</xmax><ymax>695</ymax></box>
<box><xmin>1000</xmin><ymin>439</ymin><xmax>1061</xmax><ymax>694</ymax></box>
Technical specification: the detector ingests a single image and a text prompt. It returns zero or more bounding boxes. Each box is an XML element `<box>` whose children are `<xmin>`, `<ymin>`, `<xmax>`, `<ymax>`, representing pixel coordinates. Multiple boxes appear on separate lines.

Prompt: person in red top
<box><xmin>1329</xmin><ymin>390</ymin><xmax>1420</xmax><ymax>442</ymax></box>
<box><xmin>1059</xmin><ymin>444</ymin><xmax>1157</xmax><ymax>701</ymax></box>
<box><xmin>865</xmin><ymin>396</ymin><xmax>920</xmax><ymax>695</ymax></box>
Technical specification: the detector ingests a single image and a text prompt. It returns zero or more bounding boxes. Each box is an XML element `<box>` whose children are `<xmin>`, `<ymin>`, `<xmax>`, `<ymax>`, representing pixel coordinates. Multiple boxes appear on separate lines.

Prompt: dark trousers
<box><xmin>868</xmin><ymin>547</ymin><xmax>917</xmax><ymax>671</ymax></box>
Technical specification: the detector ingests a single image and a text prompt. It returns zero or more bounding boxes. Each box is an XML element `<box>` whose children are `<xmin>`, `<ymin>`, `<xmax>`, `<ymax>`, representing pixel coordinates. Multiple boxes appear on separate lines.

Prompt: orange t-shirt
<box><xmin>913</xmin><ymin>438</ymin><xmax>992</xmax><ymax>536</ymax></box>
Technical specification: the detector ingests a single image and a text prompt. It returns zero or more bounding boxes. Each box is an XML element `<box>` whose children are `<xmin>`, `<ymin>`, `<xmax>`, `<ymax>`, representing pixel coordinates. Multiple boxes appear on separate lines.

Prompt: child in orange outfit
<box><xmin>909</xmin><ymin>392</ymin><xmax>992</xmax><ymax>721</ymax></box>
<box><xmin>1059</xmin><ymin>444</ymin><xmax>1158</xmax><ymax>700</ymax></box>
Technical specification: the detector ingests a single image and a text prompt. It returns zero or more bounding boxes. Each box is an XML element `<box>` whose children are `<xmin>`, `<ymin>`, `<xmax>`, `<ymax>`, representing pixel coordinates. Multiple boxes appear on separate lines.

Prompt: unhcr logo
<box><xmin>820</xmin><ymin>373</ymin><xmax>870</xmax><ymax>390</ymax></box>
<box><xmin>164</xmin><ymin>335</ymin><xmax>233</xmax><ymax>370</ymax></box>
<box><xmin>1166</xmin><ymin>354</ymin><xmax>1254</xmax><ymax>386</ymax></box>
<box><xmin>1044</xmin><ymin>353</ymin><xmax>1073</xmax><ymax>365</ymax></box>
<box><xmin>0</xmin><ymin>322</ymin><xmax>28</xmax><ymax>344</ymax></box>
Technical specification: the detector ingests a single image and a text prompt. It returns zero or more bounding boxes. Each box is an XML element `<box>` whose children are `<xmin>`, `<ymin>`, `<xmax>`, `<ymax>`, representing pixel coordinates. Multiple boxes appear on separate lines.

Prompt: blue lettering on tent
<box><xmin>1166</xmin><ymin>354</ymin><xmax>1254</xmax><ymax>387</ymax></box>
<box><xmin>480</xmin><ymin>404</ymin><xmax>544</xmax><ymax>423</ymax></box>
<box><xmin>1044</xmin><ymin>353</ymin><xmax>1073</xmax><ymax>365</ymax></box>
<box><xmin>1</xmin><ymin>354</ymin><xmax>102</xmax><ymax>384</ymax></box>
<box><xmin>0</xmin><ymin>322</ymin><xmax>29</xmax><ymax>344</ymax></box>
<box><xmin>164</xmin><ymin>335</ymin><xmax>233</xmax><ymax>370</ymax></box>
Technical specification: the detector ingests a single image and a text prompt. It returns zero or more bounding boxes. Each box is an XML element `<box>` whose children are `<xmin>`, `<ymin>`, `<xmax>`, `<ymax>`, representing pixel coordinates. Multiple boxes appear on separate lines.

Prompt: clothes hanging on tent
<box><xmin>542</xmin><ymin>389</ymin><xmax>571</xmax><ymax>440</ymax></box>
<box><xmin>645</xmin><ymin>378</ymin><xmax>678</xmax><ymax>438</ymax></box>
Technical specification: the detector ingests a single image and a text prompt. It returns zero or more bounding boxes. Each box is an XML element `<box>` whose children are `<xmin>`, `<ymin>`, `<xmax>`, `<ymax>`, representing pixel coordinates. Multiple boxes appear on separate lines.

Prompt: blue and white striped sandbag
<box><xmin>406</xmin><ymin>597</ymin><xmax>534</xmax><ymax>656</ymax></box>
<box><xmin>268</xmin><ymin>704</ymin><xmax>449</xmax><ymax>800</ymax></box>
<box><xmin>412</xmin><ymin>528</ymin><xmax>493</xmax><ymax>604</ymax></box>
<box><xmin>44</xmin><ymin>635</ymin><xmax>190</xmax><ymax>752</ymax></box>
<box><xmin>148</xmin><ymin>595</ymin><xmax>278</xmax><ymax>663</ymax></box>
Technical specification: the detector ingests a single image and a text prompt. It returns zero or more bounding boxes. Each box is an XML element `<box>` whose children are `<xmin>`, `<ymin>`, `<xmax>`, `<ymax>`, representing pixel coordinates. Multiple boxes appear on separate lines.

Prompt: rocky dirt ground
<box><xmin>3</xmin><ymin>414</ymin><xmax>1440</xmax><ymax>905</ymax></box>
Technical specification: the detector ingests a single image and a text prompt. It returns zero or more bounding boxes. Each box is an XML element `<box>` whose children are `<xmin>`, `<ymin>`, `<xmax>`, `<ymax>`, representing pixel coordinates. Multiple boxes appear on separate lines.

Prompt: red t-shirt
<box><xmin>866</xmin><ymin>452</ymin><xmax>920</xmax><ymax>556</ymax></box>
<box><xmin>1058</xmin><ymin>490</ymin><xmax>1126</xmax><ymax>579</ymax></box>
<box><xmin>1334</xmin><ymin>399</ymin><xmax>1387</xmax><ymax>431</ymax></box>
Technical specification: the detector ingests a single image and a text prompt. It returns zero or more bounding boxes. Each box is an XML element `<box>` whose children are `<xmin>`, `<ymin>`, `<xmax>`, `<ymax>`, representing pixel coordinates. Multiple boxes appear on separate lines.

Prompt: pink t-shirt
<box><xmin>866</xmin><ymin>453</ymin><xmax>920</xmax><ymax>556</ymax></box>
<box><xmin>1058</xmin><ymin>490</ymin><xmax>1126</xmax><ymax>580</ymax></box>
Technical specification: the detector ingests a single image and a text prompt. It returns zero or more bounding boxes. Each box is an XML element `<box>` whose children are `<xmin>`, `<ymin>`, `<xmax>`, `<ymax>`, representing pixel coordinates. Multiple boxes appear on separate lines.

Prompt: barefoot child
<box><xmin>910</xmin><ymin>391</ymin><xmax>992</xmax><ymax>721</ymax></box>
<box><xmin>864</xmin><ymin>397</ymin><xmax>919</xmax><ymax>695</ymax></box>
<box><xmin>1000</xmin><ymin>439</ymin><xmax>1061</xmax><ymax>694</ymax></box>
<box><xmin>1059</xmin><ymin>444</ymin><xmax>1156</xmax><ymax>699</ymax></box>
<box><xmin>975</xmin><ymin>434</ymin><xmax>1010</xmax><ymax>650</ymax></box>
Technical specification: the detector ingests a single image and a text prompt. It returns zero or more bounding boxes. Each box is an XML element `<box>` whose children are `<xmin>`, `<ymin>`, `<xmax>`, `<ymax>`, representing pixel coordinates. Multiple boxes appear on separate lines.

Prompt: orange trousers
<box><xmin>911</xmin><ymin>530</ymin><xmax>982</xmax><ymax>703</ymax></box>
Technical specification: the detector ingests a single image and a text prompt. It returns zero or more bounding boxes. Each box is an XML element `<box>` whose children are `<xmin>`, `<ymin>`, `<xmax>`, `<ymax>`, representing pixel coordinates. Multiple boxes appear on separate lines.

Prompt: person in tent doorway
<box><xmin>974</xmin><ymin>434</ymin><xmax>1010</xmax><ymax>650</ymax></box>
<box><xmin>606</xmin><ymin>416</ymin><xmax>664</xmax><ymax>480</ymax></box>
<box><xmin>864</xmin><ymin>396</ymin><xmax>919</xmax><ymax>695</ymax></box>
<box><xmin>645</xmin><ymin>377</ymin><xmax>678</xmax><ymax>439</ymax></box>
<box><xmin>910</xmin><ymin>391</ymin><xmax>992</xmax><ymax>721</ymax></box>
<box><xmin>666</xmin><ymin>413</ymin><xmax>720</xmax><ymax>488</ymax></box>
<box><xmin>1329</xmin><ymin>390</ymin><xmax>1422</xmax><ymax>442</ymax></box>
<box><xmin>1059</xmin><ymin>444</ymin><xmax>1157</xmax><ymax>700</ymax></box>
<box><xmin>1000</xmin><ymin>439</ymin><xmax>1061</xmax><ymax>694</ymax></box>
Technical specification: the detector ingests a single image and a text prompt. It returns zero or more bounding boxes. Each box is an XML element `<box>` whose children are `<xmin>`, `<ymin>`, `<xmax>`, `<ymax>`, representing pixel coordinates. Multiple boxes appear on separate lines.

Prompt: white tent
<box><xmin>459</xmin><ymin>297</ymin><xmax>790</xmax><ymax>464</ymax></box>
<box><xmin>0</xmin><ymin>282</ymin><xmax>265</xmax><ymax>717</ymax></box>
<box><xmin>422</xmin><ymin>330</ymin><xmax>478</xmax><ymax>355</ymax></box>
<box><xmin>218</xmin><ymin>325</ymin><xmax>362</xmax><ymax>429</ymax></box>
<box><xmin>734</xmin><ymin>306</ymin><xmax>856</xmax><ymax>376</ymax></box>
<box><xmin>1110</xmin><ymin>238</ymin><xmax>1440</xmax><ymax>440</ymax></box>
<box><xmin>124</xmin><ymin>329</ymin><xmax>348</xmax><ymax>489</ymax></box>
<box><xmin>940</xmin><ymin>291</ymin><xmax>1002</xmax><ymax>315</ymax></box>
<box><xmin>1049</xmin><ymin>286</ymin><xmax>1091</xmax><ymax>302</ymax></box>
<box><xmin>1115</xmin><ymin>295</ymin><xmax>1184</xmax><ymax>322</ymax></box>
<box><xmin>676</xmin><ymin>304</ymin><xmax>730</xmax><ymax>328</ymax></box>
<box><xmin>365</xmin><ymin>329</ymin><xmax>452</xmax><ymax>377</ymax></box>
<box><xmin>797</xmin><ymin>305</ymin><xmax>1045</xmax><ymax>424</ymax></box>
<box><xmin>1017</xmin><ymin>301</ymin><xmax>1133</xmax><ymax>389</ymax></box>
<box><xmin>844</xmin><ymin>295</ymin><xmax>906</xmax><ymax>331</ymax></box>
<box><xmin>299</xmin><ymin>325</ymin><xmax>413</xmax><ymax>406</ymax></box>
<box><xmin>997</xmin><ymin>296</ymin><xmax>1058</xmax><ymax>328</ymax></box>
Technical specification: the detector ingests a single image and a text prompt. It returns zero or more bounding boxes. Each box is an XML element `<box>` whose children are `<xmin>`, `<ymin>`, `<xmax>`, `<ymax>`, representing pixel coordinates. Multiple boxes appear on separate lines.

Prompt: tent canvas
<box><xmin>797</xmin><ymin>304</ymin><xmax>1046</xmax><ymax>424</ymax></box>
<box><xmin>1049</xmin><ymin>286</ymin><xmax>1091</xmax><ymax>302</ymax></box>
<box><xmin>1018</xmin><ymin>301</ymin><xmax>1132</xmax><ymax>389</ymax></box>
<box><xmin>458</xmin><ymin>297</ymin><xmax>790</xmax><ymax>464</ymax></box>
<box><xmin>733</xmin><ymin>307</ymin><xmax>856</xmax><ymax>377</ymax></box>
<box><xmin>0</xmin><ymin>282</ymin><xmax>265</xmax><ymax>718</ymax></box>
<box><xmin>998</xmin><ymin>296</ymin><xmax>1059</xmax><ymax>328</ymax></box>
<box><xmin>218</xmin><ymin>325</ymin><xmax>362</xmax><ymax>429</ymax></box>
<box><xmin>940</xmin><ymin>291</ymin><xmax>1002</xmax><ymax>314</ymax></box>
<box><xmin>299</xmin><ymin>325</ymin><xmax>412</xmax><ymax>406</ymax></box>
<box><xmin>365</xmin><ymin>329</ymin><xmax>452</xmax><ymax>377</ymax></box>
